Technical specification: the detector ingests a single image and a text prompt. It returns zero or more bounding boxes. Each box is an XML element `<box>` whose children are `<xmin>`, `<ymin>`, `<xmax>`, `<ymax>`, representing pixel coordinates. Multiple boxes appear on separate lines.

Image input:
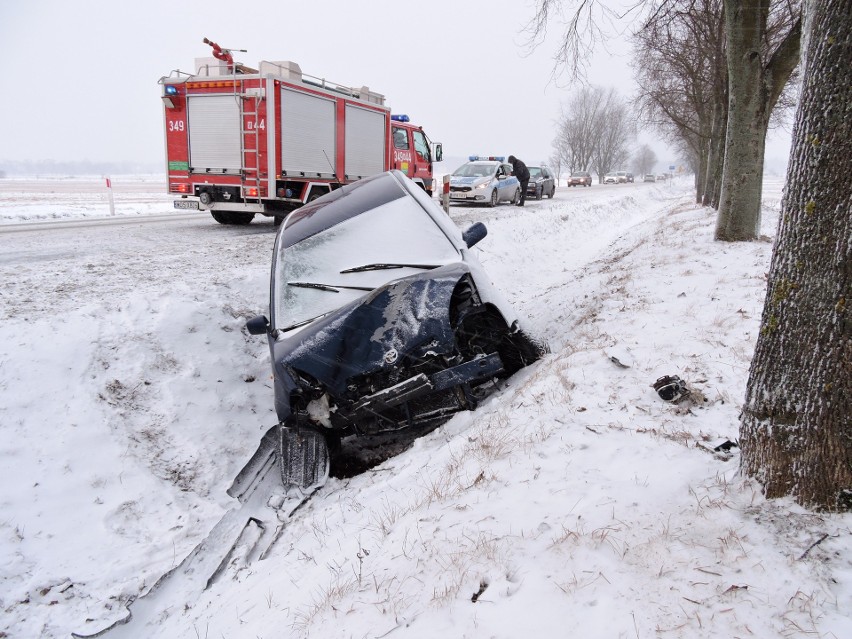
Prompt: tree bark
<box><xmin>715</xmin><ymin>1</ymin><xmax>801</xmax><ymax>241</ymax></box>
<box><xmin>740</xmin><ymin>0</ymin><xmax>852</xmax><ymax>511</ymax></box>
<box><xmin>695</xmin><ymin>138</ymin><xmax>708</xmax><ymax>204</ymax></box>
<box><xmin>702</xmin><ymin>100</ymin><xmax>726</xmax><ymax>207</ymax></box>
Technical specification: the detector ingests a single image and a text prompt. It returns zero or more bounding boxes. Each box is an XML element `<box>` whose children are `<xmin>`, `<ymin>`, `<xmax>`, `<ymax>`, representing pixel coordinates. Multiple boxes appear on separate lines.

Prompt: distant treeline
<box><xmin>0</xmin><ymin>159</ymin><xmax>163</xmax><ymax>177</ymax></box>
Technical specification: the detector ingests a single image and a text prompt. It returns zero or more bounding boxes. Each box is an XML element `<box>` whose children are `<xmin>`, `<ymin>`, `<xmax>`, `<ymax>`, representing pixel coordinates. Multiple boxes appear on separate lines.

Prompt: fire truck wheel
<box><xmin>211</xmin><ymin>211</ymin><xmax>255</xmax><ymax>225</ymax></box>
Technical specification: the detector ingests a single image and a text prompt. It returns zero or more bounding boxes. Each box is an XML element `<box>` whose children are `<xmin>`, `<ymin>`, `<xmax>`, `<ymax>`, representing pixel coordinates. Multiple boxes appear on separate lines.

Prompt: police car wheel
<box><xmin>489</xmin><ymin>189</ymin><xmax>498</xmax><ymax>207</ymax></box>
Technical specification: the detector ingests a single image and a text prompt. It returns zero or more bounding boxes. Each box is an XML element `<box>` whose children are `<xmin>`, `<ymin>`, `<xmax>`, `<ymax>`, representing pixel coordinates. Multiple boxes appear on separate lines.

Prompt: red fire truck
<box><xmin>160</xmin><ymin>42</ymin><xmax>442</xmax><ymax>225</ymax></box>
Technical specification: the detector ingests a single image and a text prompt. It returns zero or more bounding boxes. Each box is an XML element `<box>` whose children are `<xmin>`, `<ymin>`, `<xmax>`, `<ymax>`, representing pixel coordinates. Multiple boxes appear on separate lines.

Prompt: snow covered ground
<box><xmin>0</xmin><ymin>175</ymin><xmax>849</xmax><ymax>639</ymax></box>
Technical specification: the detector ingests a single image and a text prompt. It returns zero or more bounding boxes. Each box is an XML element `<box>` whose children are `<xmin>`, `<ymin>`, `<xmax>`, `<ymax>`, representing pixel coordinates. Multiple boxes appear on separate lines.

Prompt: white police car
<box><xmin>449</xmin><ymin>156</ymin><xmax>521</xmax><ymax>207</ymax></box>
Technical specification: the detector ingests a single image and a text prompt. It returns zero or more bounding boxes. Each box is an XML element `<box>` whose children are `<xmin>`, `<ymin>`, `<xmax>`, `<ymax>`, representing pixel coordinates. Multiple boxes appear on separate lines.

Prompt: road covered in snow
<box><xmin>1</xmin><ymin>174</ymin><xmax>849</xmax><ymax>639</ymax></box>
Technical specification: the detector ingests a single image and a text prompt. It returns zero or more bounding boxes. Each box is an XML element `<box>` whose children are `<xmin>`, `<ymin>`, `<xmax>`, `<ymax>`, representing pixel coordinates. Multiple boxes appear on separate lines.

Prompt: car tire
<box><xmin>512</xmin><ymin>188</ymin><xmax>521</xmax><ymax>205</ymax></box>
<box><xmin>489</xmin><ymin>189</ymin><xmax>498</xmax><ymax>207</ymax></box>
<box><xmin>547</xmin><ymin>185</ymin><xmax>554</xmax><ymax>198</ymax></box>
<box><xmin>535</xmin><ymin>187</ymin><xmax>542</xmax><ymax>200</ymax></box>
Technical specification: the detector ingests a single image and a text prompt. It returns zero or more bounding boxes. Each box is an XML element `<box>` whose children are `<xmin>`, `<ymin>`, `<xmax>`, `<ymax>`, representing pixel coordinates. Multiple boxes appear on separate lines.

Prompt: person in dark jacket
<box><xmin>508</xmin><ymin>155</ymin><xmax>530</xmax><ymax>206</ymax></box>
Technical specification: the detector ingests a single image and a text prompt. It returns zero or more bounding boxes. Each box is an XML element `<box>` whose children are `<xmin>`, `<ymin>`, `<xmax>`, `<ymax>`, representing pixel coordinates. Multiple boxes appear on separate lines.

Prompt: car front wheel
<box><xmin>489</xmin><ymin>189</ymin><xmax>498</xmax><ymax>207</ymax></box>
<box><xmin>512</xmin><ymin>188</ymin><xmax>521</xmax><ymax>205</ymax></box>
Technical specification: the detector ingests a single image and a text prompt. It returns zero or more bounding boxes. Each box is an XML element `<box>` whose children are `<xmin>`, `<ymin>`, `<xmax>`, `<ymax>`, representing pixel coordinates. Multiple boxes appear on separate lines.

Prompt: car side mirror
<box><xmin>434</xmin><ymin>143</ymin><xmax>443</xmax><ymax>162</ymax></box>
<box><xmin>246</xmin><ymin>315</ymin><xmax>270</xmax><ymax>335</ymax></box>
<box><xmin>462</xmin><ymin>222</ymin><xmax>487</xmax><ymax>248</ymax></box>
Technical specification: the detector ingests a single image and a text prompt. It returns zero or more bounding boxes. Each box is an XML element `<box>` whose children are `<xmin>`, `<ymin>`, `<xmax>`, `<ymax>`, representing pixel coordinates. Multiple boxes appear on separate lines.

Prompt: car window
<box><xmin>412</xmin><ymin>129</ymin><xmax>430</xmax><ymax>161</ymax></box>
<box><xmin>452</xmin><ymin>162</ymin><xmax>494</xmax><ymax>178</ymax></box>
<box><xmin>528</xmin><ymin>167</ymin><xmax>541</xmax><ymax>178</ymax></box>
<box><xmin>392</xmin><ymin>127</ymin><xmax>409</xmax><ymax>150</ymax></box>
<box><xmin>273</xmin><ymin>190</ymin><xmax>461</xmax><ymax>331</ymax></box>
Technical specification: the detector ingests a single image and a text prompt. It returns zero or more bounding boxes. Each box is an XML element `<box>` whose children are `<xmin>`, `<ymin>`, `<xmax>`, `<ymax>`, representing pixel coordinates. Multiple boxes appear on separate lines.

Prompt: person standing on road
<box><xmin>508</xmin><ymin>155</ymin><xmax>530</xmax><ymax>206</ymax></box>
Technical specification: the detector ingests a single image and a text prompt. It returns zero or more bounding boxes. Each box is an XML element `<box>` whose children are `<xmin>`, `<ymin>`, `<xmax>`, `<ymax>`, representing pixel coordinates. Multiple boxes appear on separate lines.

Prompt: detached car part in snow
<box><xmin>245</xmin><ymin>170</ymin><xmax>547</xmax><ymax>490</ymax></box>
<box><xmin>652</xmin><ymin>374</ymin><xmax>689</xmax><ymax>402</ymax></box>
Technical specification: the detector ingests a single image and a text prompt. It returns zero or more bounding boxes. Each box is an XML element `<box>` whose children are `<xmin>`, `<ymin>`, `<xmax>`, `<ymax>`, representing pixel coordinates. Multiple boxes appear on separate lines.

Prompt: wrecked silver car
<box><xmin>245</xmin><ymin>170</ymin><xmax>547</xmax><ymax>489</ymax></box>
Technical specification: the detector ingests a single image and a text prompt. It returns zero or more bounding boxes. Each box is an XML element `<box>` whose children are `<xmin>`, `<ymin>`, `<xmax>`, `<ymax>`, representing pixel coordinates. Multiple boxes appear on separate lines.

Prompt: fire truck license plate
<box><xmin>174</xmin><ymin>200</ymin><xmax>199</xmax><ymax>210</ymax></box>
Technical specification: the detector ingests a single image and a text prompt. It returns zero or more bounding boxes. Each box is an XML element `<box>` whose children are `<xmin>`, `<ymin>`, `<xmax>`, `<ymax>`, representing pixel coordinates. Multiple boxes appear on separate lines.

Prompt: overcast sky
<box><xmin>1</xmin><ymin>0</ymin><xmax>791</xmax><ymax>172</ymax></box>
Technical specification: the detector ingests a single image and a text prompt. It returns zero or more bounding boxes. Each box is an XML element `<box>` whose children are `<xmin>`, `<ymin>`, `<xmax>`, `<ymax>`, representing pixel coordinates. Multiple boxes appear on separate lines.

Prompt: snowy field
<box><xmin>0</xmin><ymin>174</ymin><xmax>850</xmax><ymax>639</ymax></box>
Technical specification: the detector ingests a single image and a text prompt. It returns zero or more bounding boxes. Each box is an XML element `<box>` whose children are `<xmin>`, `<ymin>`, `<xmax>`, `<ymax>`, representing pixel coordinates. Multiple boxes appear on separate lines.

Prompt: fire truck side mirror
<box><xmin>433</xmin><ymin>143</ymin><xmax>443</xmax><ymax>163</ymax></box>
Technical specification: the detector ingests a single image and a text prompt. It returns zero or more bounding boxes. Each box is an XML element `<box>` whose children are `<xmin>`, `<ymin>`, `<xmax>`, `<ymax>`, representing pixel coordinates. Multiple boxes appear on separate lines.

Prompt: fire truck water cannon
<box><xmin>202</xmin><ymin>37</ymin><xmax>248</xmax><ymax>69</ymax></box>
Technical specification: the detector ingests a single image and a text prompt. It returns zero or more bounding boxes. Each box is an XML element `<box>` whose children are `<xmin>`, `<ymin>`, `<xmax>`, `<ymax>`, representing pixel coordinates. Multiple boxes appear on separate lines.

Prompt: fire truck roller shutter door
<box><xmin>187</xmin><ymin>95</ymin><xmax>242</xmax><ymax>173</ymax></box>
<box><xmin>281</xmin><ymin>88</ymin><xmax>337</xmax><ymax>177</ymax></box>
<box><xmin>345</xmin><ymin>105</ymin><xmax>386</xmax><ymax>179</ymax></box>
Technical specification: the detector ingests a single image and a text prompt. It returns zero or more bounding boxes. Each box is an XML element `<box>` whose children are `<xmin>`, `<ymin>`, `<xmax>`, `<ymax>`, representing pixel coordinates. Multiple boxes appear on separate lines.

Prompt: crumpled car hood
<box><xmin>271</xmin><ymin>263</ymin><xmax>469</xmax><ymax>411</ymax></box>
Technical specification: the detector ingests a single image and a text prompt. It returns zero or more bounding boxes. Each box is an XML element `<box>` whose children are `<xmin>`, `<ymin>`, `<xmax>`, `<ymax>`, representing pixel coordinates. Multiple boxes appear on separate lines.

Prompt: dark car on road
<box><xmin>246</xmin><ymin>170</ymin><xmax>548</xmax><ymax>488</ymax></box>
<box><xmin>526</xmin><ymin>166</ymin><xmax>556</xmax><ymax>200</ymax></box>
<box><xmin>567</xmin><ymin>171</ymin><xmax>592</xmax><ymax>187</ymax></box>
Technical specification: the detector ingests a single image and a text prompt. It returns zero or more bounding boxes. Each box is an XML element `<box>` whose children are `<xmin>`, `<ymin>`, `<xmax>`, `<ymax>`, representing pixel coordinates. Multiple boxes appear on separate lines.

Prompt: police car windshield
<box><xmin>453</xmin><ymin>163</ymin><xmax>494</xmax><ymax>178</ymax></box>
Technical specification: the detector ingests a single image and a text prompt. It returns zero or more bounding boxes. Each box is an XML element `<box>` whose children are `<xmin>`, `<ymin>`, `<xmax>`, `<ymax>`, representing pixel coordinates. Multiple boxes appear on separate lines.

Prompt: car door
<box><xmin>500</xmin><ymin>163</ymin><xmax>515</xmax><ymax>200</ymax></box>
<box><xmin>492</xmin><ymin>164</ymin><xmax>506</xmax><ymax>201</ymax></box>
<box><xmin>542</xmin><ymin>168</ymin><xmax>552</xmax><ymax>194</ymax></box>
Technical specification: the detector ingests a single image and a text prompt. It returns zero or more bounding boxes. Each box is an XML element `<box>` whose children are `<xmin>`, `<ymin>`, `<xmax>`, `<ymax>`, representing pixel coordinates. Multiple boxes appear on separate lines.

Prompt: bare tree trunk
<box><xmin>695</xmin><ymin>138</ymin><xmax>708</xmax><ymax>204</ymax></box>
<box><xmin>715</xmin><ymin>0</ymin><xmax>801</xmax><ymax>240</ymax></box>
<box><xmin>740</xmin><ymin>0</ymin><xmax>852</xmax><ymax>511</ymax></box>
<box><xmin>703</xmin><ymin>100</ymin><xmax>727</xmax><ymax>207</ymax></box>
<box><xmin>715</xmin><ymin>1</ymin><xmax>771</xmax><ymax>239</ymax></box>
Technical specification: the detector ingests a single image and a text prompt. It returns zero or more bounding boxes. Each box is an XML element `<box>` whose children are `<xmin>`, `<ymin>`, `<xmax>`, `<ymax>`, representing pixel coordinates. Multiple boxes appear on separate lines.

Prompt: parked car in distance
<box><xmin>643</xmin><ymin>174</ymin><xmax>656</xmax><ymax>182</ymax></box>
<box><xmin>657</xmin><ymin>174</ymin><xmax>667</xmax><ymax>181</ymax></box>
<box><xmin>604</xmin><ymin>173</ymin><xmax>618</xmax><ymax>184</ymax></box>
<box><xmin>526</xmin><ymin>166</ymin><xmax>556</xmax><ymax>200</ymax></box>
<box><xmin>449</xmin><ymin>156</ymin><xmax>521</xmax><ymax>207</ymax></box>
<box><xmin>567</xmin><ymin>171</ymin><xmax>592</xmax><ymax>187</ymax></box>
<box><xmin>616</xmin><ymin>171</ymin><xmax>628</xmax><ymax>183</ymax></box>
<box><xmin>626</xmin><ymin>173</ymin><xmax>634</xmax><ymax>183</ymax></box>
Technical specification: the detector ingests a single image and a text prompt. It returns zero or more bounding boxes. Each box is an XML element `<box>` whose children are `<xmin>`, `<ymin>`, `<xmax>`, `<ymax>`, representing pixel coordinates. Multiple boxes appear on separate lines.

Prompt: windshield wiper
<box><xmin>278</xmin><ymin>313</ymin><xmax>327</xmax><ymax>333</ymax></box>
<box><xmin>340</xmin><ymin>263</ymin><xmax>442</xmax><ymax>274</ymax></box>
<box><xmin>287</xmin><ymin>281</ymin><xmax>373</xmax><ymax>292</ymax></box>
